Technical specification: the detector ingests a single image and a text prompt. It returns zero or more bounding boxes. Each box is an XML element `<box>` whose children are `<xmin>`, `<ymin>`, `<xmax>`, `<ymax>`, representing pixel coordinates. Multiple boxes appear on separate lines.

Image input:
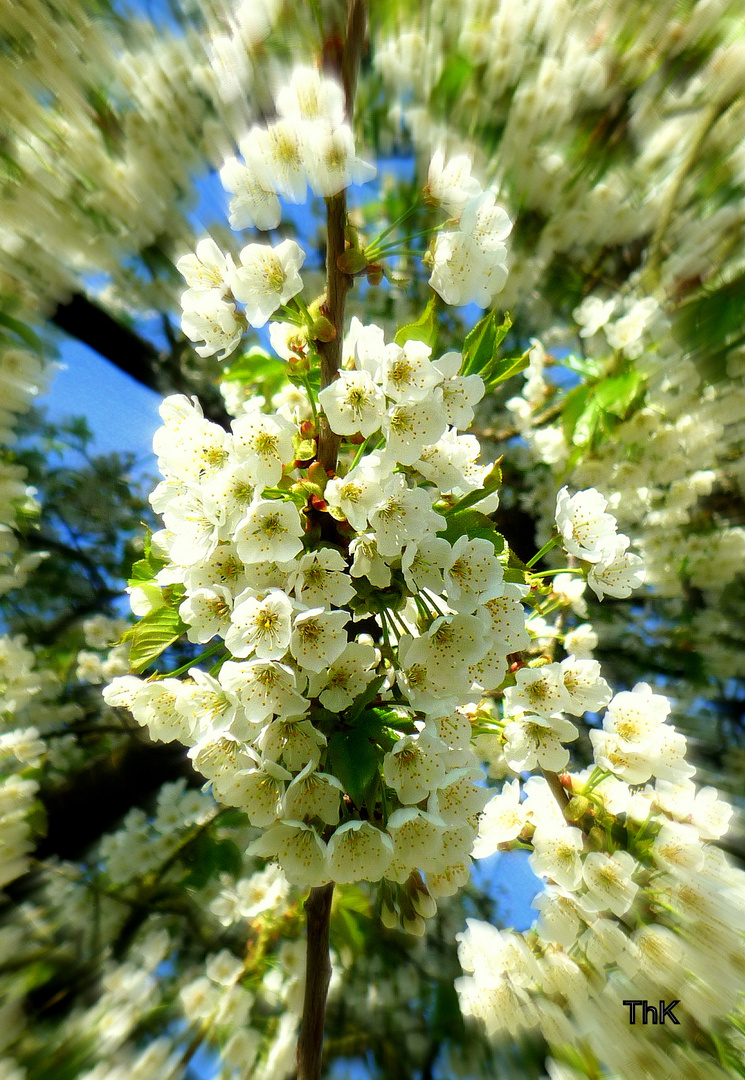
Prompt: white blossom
<box><xmin>230</xmin><ymin>240</ymin><xmax>305</xmax><ymax>328</ymax></box>
<box><xmin>233</xmin><ymin>500</ymin><xmax>304</xmax><ymax>564</ymax></box>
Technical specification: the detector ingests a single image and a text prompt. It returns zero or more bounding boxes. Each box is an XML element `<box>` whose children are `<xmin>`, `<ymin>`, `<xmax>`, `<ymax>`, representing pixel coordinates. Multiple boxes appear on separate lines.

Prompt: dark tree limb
<box><xmin>50</xmin><ymin>292</ymin><xmax>231</xmax><ymax>428</ymax></box>
<box><xmin>51</xmin><ymin>293</ymin><xmax>162</xmax><ymax>390</ymax></box>
<box><xmin>33</xmin><ymin>739</ymin><xmax>202</xmax><ymax>861</ymax></box>
<box><xmin>315</xmin><ymin>0</ymin><xmax>366</xmax><ymax>475</ymax></box>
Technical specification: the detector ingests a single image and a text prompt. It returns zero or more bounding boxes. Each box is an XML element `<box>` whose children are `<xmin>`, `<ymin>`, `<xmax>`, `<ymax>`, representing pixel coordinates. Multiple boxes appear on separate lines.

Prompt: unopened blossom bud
<box><xmin>336</xmin><ymin>249</ymin><xmax>368</xmax><ymax>275</ymax></box>
<box><xmin>287</xmin><ymin>353</ymin><xmax>310</xmax><ymax>376</ymax></box>
<box><xmin>587</xmin><ymin>825</ymin><xmax>606</xmax><ymax>850</ymax></box>
<box><xmin>307</xmin><ymin>462</ymin><xmax>328</xmax><ymax>493</ymax></box>
<box><xmin>565</xmin><ymin>795</ymin><xmax>593</xmax><ymax>822</ymax></box>
<box><xmin>310</xmin><ymin>315</ymin><xmax>337</xmax><ymax>341</ymax></box>
<box><xmin>381</xmin><ymin>899</ymin><xmax>398</xmax><ymax>929</ymax></box>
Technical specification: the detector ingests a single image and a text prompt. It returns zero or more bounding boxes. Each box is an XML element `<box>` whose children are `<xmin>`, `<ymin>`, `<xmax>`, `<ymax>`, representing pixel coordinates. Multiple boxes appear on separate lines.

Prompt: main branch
<box><xmin>297</xmin><ymin>6</ymin><xmax>366</xmax><ymax>1080</ymax></box>
<box><xmin>316</xmin><ymin>191</ymin><xmax>350</xmax><ymax>473</ymax></box>
<box><xmin>296</xmin><ymin>881</ymin><xmax>335</xmax><ymax>1080</ymax></box>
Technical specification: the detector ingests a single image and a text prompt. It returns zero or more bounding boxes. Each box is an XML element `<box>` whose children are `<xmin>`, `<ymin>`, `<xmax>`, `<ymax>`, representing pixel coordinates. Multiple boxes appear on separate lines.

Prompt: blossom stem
<box><xmin>278</xmin><ymin>304</ymin><xmax>305</xmax><ymax>326</ymax></box>
<box><xmin>365</xmin><ymin>201</ymin><xmax>421</xmax><ymax>255</ymax></box>
<box><xmin>316</xmin><ymin>191</ymin><xmax>348</xmax><ymax>474</ymax></box>
<box><xmin>379</xmin><ymin>249</ymin><xmax>427</xmax><ymax>261</ymax></box>
<box><xmin>422</xmin><ymin>589</ymin><xmax>447</xmax><ymax>616</ymax></box>
<box><xmin>161</xmin><ymin>642</ymin><xmax>224</xmax><ymax>678</ymax></box>
<box><xmin>389</xmin><ymin>609</ymin><xmax>410</xmax><ymax>638</ymax></box>
<box><xmin>413</xmin><ymin>594</ymin><xmax>434</xmax><ymax>625</ymax></box>
<box><xmin>526</xmin><ymin>534</ymin><xmax>560</xmax><ymax>569</ymax></box>
<box><xmin>367</xmin><ymin>224</ymin><xmax>446</xmax><ymax>259</ymax></box>
<box><xmin>529</xmin><ymin>567</ymin><xmax>582</xmax><ymax>579</ymax></box>
<box><xmin>349</xmin><ymin>432</ymin><xmax>383</xmax><ymax>470</ymax></box>
<box><xmin>582</xmin><ymin>765</ymin><xmax>609</xmax><ymax>794</ymax></box>
<box><xmin>540</xmin><ymin>767</ymin><xmax>573</xmax><ymax>823</ymax></box>
<box><xmin>293</xmin><ymin>294</ymin><xmax>313</xmax><ymax>324</ymax></box>
<box><xmin>378</xmin><ymin>610</ymin><xmax>395</xmax><ymax>662</ymax></box>
<box><xmin>303</xmin><ymin>377</ymin><xmax>318</xmax><ymax>422</ymax></box>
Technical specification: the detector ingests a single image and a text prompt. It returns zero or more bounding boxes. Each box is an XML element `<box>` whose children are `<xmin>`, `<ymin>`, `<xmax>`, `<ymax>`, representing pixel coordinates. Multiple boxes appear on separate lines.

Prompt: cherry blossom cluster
<box><xmin>105</xmin><ymin>312</ymin><xmax>538</xmax><ymax>909</ymax></box>
<box><xmin>97</xmin><ymin>779</ymin><xmax>214</xmax><ymax>884</ymax></box>
<box><xmin>177</xmin><ymin>64</ymin><xmax>375</xmax><ymax>360</ymax></box>
<box><xmin>75</xmin><ymin>614</ymin><xmax>132</xmax><ymax>685</ymax></box>
<box><xmin>502</xmin><ymin>291</ymin><xmax>745</xmax><ymax>696</ymax></box>
<box><xmin>0</xmin><ymin>348</ymin><xmax>55</xmax><ymax>595</ymax></box>
<box><xmin>0</xmin><ymin>634</ymin><xmax>77</xmax><ymax>892</ymax></box>
<box><xmin>555</xmin><ymin>486</ymin><xmax>645</xmax><ymax>601</ymax></box>
<box><xmin>459</xmin><ymin>751</ymin><xmax>742</xmax><ymax>1079</ymax></box>
<box><xmin>425</xmin><ymin>150</ymin><xmax>512</xmax><ymax>308</ymax></box>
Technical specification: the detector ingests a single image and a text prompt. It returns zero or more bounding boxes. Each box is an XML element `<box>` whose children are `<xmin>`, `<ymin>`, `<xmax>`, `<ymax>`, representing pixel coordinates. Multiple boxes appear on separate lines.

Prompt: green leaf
<box><xmin>127</xmin><ymin>551</ymin><xmax>166</xmax><ymax>587</ymax></box>
<box><xmin>394</xmin><ymin>295</ymin><xmax>439</xmax><ymax>349</ymax></box>
<box><xmin>560</xmin><ymin>352</ymin><xmax>604</xmax><ymax>379</ymax></box>
<box><xmin>180</xmin><ymin>833</ymin><xmax>241</xmax><ymax>888</ymax></box>
<box><xmin>561</xmin><ymin>383</ymin><xmax>593</xmax><ymax>444</ymax></box>
<box><xmin>122</xmin><ymin>605</ymin><xmax>187</xmax><ymax>673</ymax></box>
<box><xmin>438</xmin><ymin>509</ymin><xmax>505</xmax><ymax>553</ymax></box>
<box><xmin>217</xmin><ymin>809</ymin><xmax>249</xmax><ymax>829</ymax></box>
<box><xmin>446</xmin><ymin>460</ymin><xmax>502</xmax><ymax>514</ymax></box>
<box><xmin>461</xmin><ymin>311</ymin><xmax>512</xmax><ymax>377</ymax></box>
<box><xmin>483</xmin><ymin>349</ymin><xmax>531</xmax><ymax>389</ymax></box>
<box><xmin>433</xmin><ymin>980</ymin><xmax>465</xmax><ymax>1041</ymax></box>
<box><xmin>671</xmin><ymin>271</ymin><xmax>745</xmax><ymax>385</ymax></box>
<box><xmin>431</xmin><ymin>54</ymin><xmax>473</xmax><ymax>112</ymax></box>
<box><xmin>212</xmin><ymin>837</ymin><xmax>244</xmax><ymax>878</ymax></box>
<box><xmin>221</xmin><ymin>346</ymin><xmax>285</xmax><ymax>384</ymax></box>
<box><xmin>572</xmin><ymin>397</ymin><xmax>603</xmax><ymax>447</ymax></box>
<box><xmin>336</xmin><ymin>883</ymin><xmax>371</xmax><ymax>917</ymax></box>
<box><xmin>327</xmin><ymin>729</ymin><xmax>382</xmax><ymax>807</ymax></box>
<box><xmin>354</xmin><ymin>708</ymin><xmax>399</xmax><ymax>750</ymax></box>
<box><xmin>0</xmin><ymin>310</ymin><xmax>42</xmax><ymax>350</ymax></box>
<box><xmin>562</xmin><ymin>368</ymin><xmax>645</xmax><ymax>452</ymax></box>
<box><xmin>345</xmin><ymin>675</ymin><xmax>387</xmax><ymax>722</ymax></box>
<box><xmin>593</xmin><ymin>367</ymin><xmax>644</xmax><ymax>417</ymax></box>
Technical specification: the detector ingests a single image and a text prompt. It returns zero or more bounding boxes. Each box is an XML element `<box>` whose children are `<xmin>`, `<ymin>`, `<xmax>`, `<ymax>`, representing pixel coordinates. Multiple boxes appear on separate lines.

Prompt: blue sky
<box><xmin>44</xmin><ymin>337</ymin><xmax>163</xmax><ymax>461</ymax></box>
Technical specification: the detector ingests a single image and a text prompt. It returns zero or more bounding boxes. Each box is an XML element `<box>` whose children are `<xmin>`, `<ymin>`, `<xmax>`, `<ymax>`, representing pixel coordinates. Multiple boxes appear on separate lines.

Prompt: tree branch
<box><xmin>296</xmin><ymin>882</ymin><xmax>334</xmax><ymax>1080</ymax></box>
<box><xmin>33</xmin><ymin>739</ymin><xmax>202</xmax><ymax>861</ymax></box>
<box><xmin>296</xmin><ymin>8</ymin><xmax>366</xmax><ymax>1080</ymax></box>
<box><xmin>316</xmin><ymin>192</ymin><xmax>349</xmax><ymax>473</ymax></box>
<box><xmin>315</xmin><ymin>0</ymin><xmax>366</xmax><ymax>475</ymax></box>
<box><xmin>50</xmin><ymin>292</ymin><xmax>231</xmax><ymax>428</ymax></box>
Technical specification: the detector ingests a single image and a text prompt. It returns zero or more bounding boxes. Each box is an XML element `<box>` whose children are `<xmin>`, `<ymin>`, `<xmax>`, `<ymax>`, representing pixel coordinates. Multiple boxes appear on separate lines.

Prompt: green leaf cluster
<box><xmin>562</xmin><ymin>366</ymin><xmax>646</xmax><ymax>455</ymax></box>
<box><xmin>461</xmin><ymin>311</ymin><xmax>529</xmax><ymax>388</ymax></box>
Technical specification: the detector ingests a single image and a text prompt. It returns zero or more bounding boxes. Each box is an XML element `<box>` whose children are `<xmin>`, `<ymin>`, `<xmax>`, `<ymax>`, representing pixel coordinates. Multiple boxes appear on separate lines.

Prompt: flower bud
<box><xmin>586</xmin><ymin>825</ymin><xmax>606</xmax><ymax>850</ymax></box>
<box><xmin>307</xmin><ymin>462</ymin><xmax>328</xmax><ymax>493</ymax></box>
<box><xmin>336</xmin><ymin>249</ymin><xmax>368</xmax><ymax>275</ymax></box>
<box><xmin>310</xmin><ymin>316</ymin><xmax>337</xmax><ymax>342</ymax></box>
<box><xmin>565</xmin><ymin>796</ymin><xmax>593</xmax><ymax>822</ymax></box>
<box><xmin>366</xmin><ymin>262</ymin><xmax>383</xmax><ymax>286</ymax></box>
<box><xmin>287</xmin><ymin>353</ymin><xmax>310</xmax><ymax>377</ymax></box>
<box><xmin>381</xmin><ymin>899</ymin><xmax>398</xmax><ymax>929</ymax></box>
